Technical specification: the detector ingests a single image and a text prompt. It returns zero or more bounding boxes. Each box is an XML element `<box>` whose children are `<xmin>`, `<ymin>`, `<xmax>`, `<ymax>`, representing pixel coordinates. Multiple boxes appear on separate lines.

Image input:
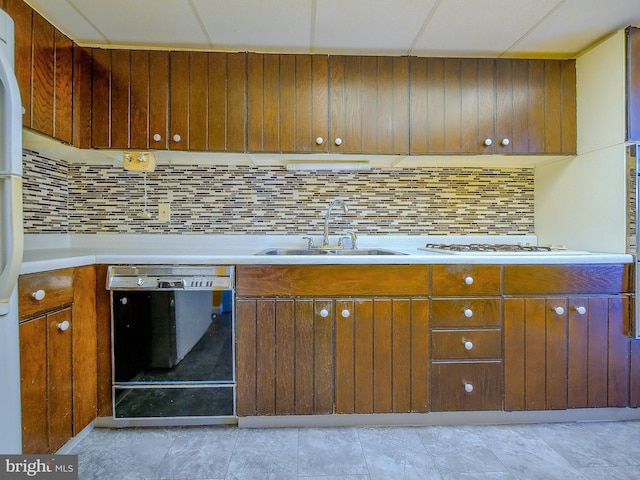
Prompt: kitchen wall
<box><xmin>535</xmin><ymin>30</ymin><xmax>627</xmax><ymax>254</ymax></box>
<box><xmin>23</xmin><ymin>149</ymin><xmax>535</xmax><ymax>236</ymax></box>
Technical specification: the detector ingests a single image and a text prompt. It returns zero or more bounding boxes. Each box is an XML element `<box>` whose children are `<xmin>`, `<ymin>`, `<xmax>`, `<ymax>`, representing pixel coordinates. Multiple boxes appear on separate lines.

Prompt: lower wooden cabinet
<box><xmin>19</xmin><ymin>266</ymin><xmax>97</xmax><ymax>454</ymax></box>
<box><xmin>335</xmin><ymin>298</ymin><xmax>429</xmax><ymax>414</ymax></box>
<box><xmin>236</xmin><ymin>298</ymin><xmax>334</xmax><ymax>416</ymax></box>
<box><xmin>20</xmin><ymin>308</ymin><xmax>73</xmax><ymax>454</ymax></box>
<box><xmin>504</xmin><ymin>295</ymin><xmax>631</xmax><ymax>411</ymax></box>
<box><xmin>431</xmin><ymin>362</ymin><xmax>503</xmax><ymax>411</ymax></box>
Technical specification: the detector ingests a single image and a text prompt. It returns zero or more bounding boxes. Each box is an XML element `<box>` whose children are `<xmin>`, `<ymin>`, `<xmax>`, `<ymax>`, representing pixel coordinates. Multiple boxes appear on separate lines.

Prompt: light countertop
<box><xmin>20</xmin><ymin>234</ymin><xmax>634</xmax><ymax>275</ymax></box>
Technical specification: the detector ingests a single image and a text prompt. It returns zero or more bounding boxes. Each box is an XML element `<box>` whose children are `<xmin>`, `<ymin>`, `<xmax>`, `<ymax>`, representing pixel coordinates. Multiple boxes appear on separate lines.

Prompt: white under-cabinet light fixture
<box><xmin>285</xmin><ymin>161</ymin><xmax>371</xmax><ymax>171</ymax></box>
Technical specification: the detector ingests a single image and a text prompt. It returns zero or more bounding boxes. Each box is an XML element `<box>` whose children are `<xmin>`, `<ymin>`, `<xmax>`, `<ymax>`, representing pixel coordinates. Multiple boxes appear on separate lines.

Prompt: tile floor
<box><xmin>70</xmin><ymin>420</ymin><xmax>640</xmax><ymax>479</ymax></box>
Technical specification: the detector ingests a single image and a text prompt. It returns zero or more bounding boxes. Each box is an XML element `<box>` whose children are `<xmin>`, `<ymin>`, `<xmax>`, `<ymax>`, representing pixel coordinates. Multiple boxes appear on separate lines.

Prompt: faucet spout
<box><xmin>323</xmin><ymin>199</ymin><xmax>349</xmax><ymax>246</ymax></box>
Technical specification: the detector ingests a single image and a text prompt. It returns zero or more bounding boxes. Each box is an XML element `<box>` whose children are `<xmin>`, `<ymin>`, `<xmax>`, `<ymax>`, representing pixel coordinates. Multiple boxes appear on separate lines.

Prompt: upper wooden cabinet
<box><xmin>247</xmin><ymin>54</ymin><xmax>410</xmax><ymax>154</ymax></box>
<box><xmin>411</xmin><ymin>58</ymin><xmax>576</xmax><ymax>155</ymax></box>
<box><xmin>90</xmin><ymin>49</ymin><xmax>247</xmax><ymax>151</ymax></box>
<box><xmin>627</xmin><ymin>26</ymin><xmax>640</xmax><ymax>142</ymax></box>
<box><xmin>5</xmin><ymin>0</ymin><xmax>73</xmax><ymax>144</ymax></box>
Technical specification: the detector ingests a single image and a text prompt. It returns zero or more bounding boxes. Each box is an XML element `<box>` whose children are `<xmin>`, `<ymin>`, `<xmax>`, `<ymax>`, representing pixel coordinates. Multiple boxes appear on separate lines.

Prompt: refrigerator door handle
<box><xmin>0</xmin><ymin>45</ymin><xmax>23</xmax><ymax>316</ymax></box>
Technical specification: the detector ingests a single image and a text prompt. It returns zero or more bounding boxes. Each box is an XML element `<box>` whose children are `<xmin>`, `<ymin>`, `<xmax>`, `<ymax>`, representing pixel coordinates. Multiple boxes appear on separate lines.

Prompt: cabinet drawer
<box><xmin>19</xmin><ymin>269</ymin><xmax>74</xmax><ymax>320</ymax></box>
<box><xmin>432</xmin><ymin>265</ymin><xmax>501</xmax><ymax>296</ymax></box>
<box><xmin>503</xmin><ymin>264</ymin><xmax>632</xmax><ymax>295</ymax></box>
<box><xmin>431</xmin><ymin>329</ymin><xmax>502</xmax><ymax>360</ymax></box>
<box><xmin>431</xmin><ymin>298</ymin><xmax>501</xmax><ymax>327</ymax></box>
<box><xmin>236</xmin><ymin>265</ymin><xmax>430</xmax><ymax>297</ymax></box>
<box><xmin>431</xmin><ymin>361</ymin><xmax>503</xmax><ymax>411</ymax></box>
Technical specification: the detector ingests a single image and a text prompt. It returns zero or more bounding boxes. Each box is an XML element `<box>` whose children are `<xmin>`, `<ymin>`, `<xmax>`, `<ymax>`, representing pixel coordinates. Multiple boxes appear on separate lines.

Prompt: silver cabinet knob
<box><xmin>341</xmin><ymin>309</ymin><xmax>350</xmax><ymax>318</ymax></box>
<box><xmin>334</xmin><ymin>137</ymin><xmax>343</xmax><ymax>146</ymax></box>
<box><xmin>553</xmin><ymin>306</ymin><xmax>565</xmax><ymax>315</ymax></box>
<box><xmin>172</xmin><ymin>134</ymin><xmax>182</xmax><ymax>142</ymax></box>
<box><xmin>575</xmin><ymin>306</ymin><xmax>587</xmax><ymax>315</ymax></box>
<box><xmin>463</xmin><ymin>308</ymin><xmax>473</xmax><ymax>318</ymax></box>
<box><xmin>319</xmin><ymin>308</ymin><xmax>329</xmax><ymax>318</ymax></box>
<box><xmin>501</xmin><ymin>138</ymin><xmax>510</xmax><ymax>146</ymax></box>
<box><xmin>464</xmin><ymin>276</ymin><xmax>474</xmax><ymax>285</ymax></box>
<box><xmin>57</xmin><ymin>320</ymin><xmax>70</xmax><ymax>332</ymax></box>
<box><xmin>153</xmin><ymin>133</ymin><xmax>162</xmax><ymax>142</ymax></box>
<box><xmin>464</xmin><ymin>341</ymin><xmax>474</xmax><ymax>350</ymax></box>
<box><xmin>464</xmin><ymin>383</ymin><xmax>474</xmax><ymax>393</ymax></box>
<box><xmin>32</xmin><ymin>289</ymin><xmax>46</xmax><ymax>301</ymax></box>
<box><xmin>315</xmin><ymin>137</ymin><xmax>324</xmax><ymax>145</ymax></box>
<box><xmin>483</xmin><ymin>138</ymin><xmax>493</xmax><ymax>146</ymax></box>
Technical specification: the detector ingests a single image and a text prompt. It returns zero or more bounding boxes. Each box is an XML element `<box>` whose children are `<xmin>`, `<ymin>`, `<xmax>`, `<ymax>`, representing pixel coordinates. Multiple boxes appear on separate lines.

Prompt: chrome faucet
<box><xmin>323</xmin><ymin>199</ymin><xmax>349</xmax><ymax>246</ymax></box>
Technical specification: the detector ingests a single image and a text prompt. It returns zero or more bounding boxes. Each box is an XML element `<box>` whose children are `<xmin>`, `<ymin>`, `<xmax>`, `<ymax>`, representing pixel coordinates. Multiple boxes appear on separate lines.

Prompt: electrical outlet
<box><xmin>158</xmin><ymin>203</ymin><xmax>170</xmax><ymax>222</ymax></box>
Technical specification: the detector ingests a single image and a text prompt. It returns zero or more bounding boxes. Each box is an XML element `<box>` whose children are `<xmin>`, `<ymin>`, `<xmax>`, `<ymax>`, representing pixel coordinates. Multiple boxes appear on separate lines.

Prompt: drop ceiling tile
<box><xmin>193</xmin><ymin>0</ymin><xmax>313</xmax><ymax>53</ymax></box>
<box><xmin>24</xmin><ymin>0</ymin><xmax>105</xmax><ymax>43</ymax></box>
<box><xmin>509</xmin><ymin>0</ymin><xmax>640</xmax><ymax>57</ymax></box>
<box><xmin>314</xmin><ymin>0</ymin><xmax>437</xmax><ymax>55</ymax></box>
<box><xmin>412</xmin><ymin>0</ymin><xmax>561</xmax><ymax>57</ymax></box>
<box><xmin>67</xmin><ymin>0</ymin><xmax>209</xmax><ymax>48</ymax></box>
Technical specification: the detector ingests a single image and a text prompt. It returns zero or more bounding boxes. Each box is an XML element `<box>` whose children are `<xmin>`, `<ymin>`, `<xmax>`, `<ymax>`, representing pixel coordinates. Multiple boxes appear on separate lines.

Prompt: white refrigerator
<box><xmin>0</xmin><ymin>8</ymin><xmax>25</xmax><ymax>454</ymax></box>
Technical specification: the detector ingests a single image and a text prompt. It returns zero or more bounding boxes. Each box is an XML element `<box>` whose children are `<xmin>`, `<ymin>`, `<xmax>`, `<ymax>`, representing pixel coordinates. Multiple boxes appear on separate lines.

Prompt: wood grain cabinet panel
<box><xmin>504</xmin><ymin>297</ymin><xmax>568</xmax><ymax>411</ymax></box>
<box><xmin>5</xmin><ymin>0</ymin><xmax>33</xmax><ymax>128</ymax></box>
<box><xmin>335</xmin><ymin>298</ymin><xmax>429</xmax><ymax>414</ymax></box>
<box><xmin>236</xmin><ymin>298</ymin><xmax>334</xmax><ymax>416</ymax></box>
<box><xmin>18</xmin><ymin>266</ymin><xmax>98</xmax><ymax>453</ymax></box>
<box><xmin>411</xmin><ymin>57</ymin><xmax>576</xmax><ymax>154</ymax></box>
<box><xmin>431</xmin><ymin>362</ymin><xmax>502</xmax><ymax>411</ymax></box>
<box><xmin>330</xmin><ymin>55</ymin><xmax>409</xmax><ymax>154</ymax></box>
<box><xmin>567</xmin><ymin>296</ymin><xmax>630</xmax><ymax>408</ymax></box>
<box><xmin>20</xmin><ymin>307</ymin><xmax>73</xmax><ymax>454</ymax></box>
<box><xmin>432</xmin><ymin>265</ymin><xmax>501</xmax><ymax>296</ymax></box>
<box><xmin>247</xmin><ymin>53</ymin><xmax>328</xmax><ymax>153</ymax></box>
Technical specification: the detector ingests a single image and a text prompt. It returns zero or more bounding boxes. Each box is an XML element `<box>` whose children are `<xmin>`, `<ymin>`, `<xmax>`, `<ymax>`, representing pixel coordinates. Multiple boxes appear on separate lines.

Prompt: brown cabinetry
<box><xmin>503</xmin><ymin>264</ymin><xmax>633</xmax><ymax>411</ymax></box>
<box><xmin>430</xmin><ymin>265</ymin><xmax>503</xmax><ymax>411</ymax></box>
<box><xmin>90</xmin><ymin>49</ymin><xmax>247</xmax><ymax>151</ymax></box>
<box><xmin>18</xmin><ymin>266</ymin><xmax>97</xmax><ymax>454</ymax></box>
<box><xmin>235</xmin><ymin>265</ymin><xmax>430</xmax><ymax>416</ymax></box>
<box><xmin>5</xmin><ymin>0</ymin><xmax>73</xmax><ymax>144</ymax></box>
<box><xmin>247</xmin><ymin>54</ymin><xmax>410</xmax><ymax>154</ymax></box>
<box><xmin>410</xmin><ymin>58</ymin><xmax>576</xmax><ymax>154</ymax></box>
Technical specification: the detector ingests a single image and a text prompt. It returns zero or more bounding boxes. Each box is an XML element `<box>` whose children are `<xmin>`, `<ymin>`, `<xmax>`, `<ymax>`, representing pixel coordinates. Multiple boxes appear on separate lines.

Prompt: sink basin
<box><xmin>256</xmin><ymin>248</ymin><xmax>406</xmax><ymax>256</ymax></box>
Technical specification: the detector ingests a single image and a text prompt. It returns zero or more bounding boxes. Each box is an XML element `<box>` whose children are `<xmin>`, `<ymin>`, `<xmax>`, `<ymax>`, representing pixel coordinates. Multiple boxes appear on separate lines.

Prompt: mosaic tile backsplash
<box><xmin>23</xmin><ymin>150</ymin><xmax>535</xmax><ymax>235</ymax></box>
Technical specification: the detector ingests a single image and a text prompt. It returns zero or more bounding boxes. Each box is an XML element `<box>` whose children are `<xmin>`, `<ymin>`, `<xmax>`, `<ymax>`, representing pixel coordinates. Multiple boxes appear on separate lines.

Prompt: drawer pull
<box><xmin>319</xmin><ymin>308</ymin><xmax>329</xmax><ymax>318</ymax></box>
<box><xmin>463</xmin><ymin>308</ymin><xmax>473</xmax><ymax>318</ymax></box>
<box><xmin>552</xmin><ymin>306</ymin><xmax>565</xmax><ymax>315</ymax></box>
<box><xmin>341</xmin><ymin>309</ymin><xmax>350</xmax><ymax>318</ymax></box>
<box><xmin>464</xmin><ymin>341</ymin><xmax>474</xmax><ymax>350</ymax></box>
<box><xmin>464</xmin><ymin>383</ymin><xmax>474</xmax><ymax>393</ymax></box>
<box><xmin>57</xmin><ymin>320</ymin><xmax>70</xmax><ymax>332</ymax></box>
<box><xmin>32</xmin><ymin>289</ymin><xmax>46</xmax><ymax>301</ymax></box>
<box><xmin>575</xmin><ymin>306</ymin><xmax>587</xmax><ymax>315</ymax></box>
<box><xmin>464</xmin><ymin>276</ymin><xmax>474</xmax><ymax>285</ymax></box>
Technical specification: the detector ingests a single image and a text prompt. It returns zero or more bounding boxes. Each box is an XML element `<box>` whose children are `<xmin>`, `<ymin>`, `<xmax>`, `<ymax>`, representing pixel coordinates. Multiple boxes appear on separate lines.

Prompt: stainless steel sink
<box><xmin>256</xmin><ymin>248</ymin><xmax>406</xmax><ymax>256</ymax></box>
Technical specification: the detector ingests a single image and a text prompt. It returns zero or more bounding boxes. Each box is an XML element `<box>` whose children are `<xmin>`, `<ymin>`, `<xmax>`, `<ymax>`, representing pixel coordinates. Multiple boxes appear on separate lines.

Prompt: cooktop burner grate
<box><xmin>423</xmin><ymin>243</ymin><xmax>557</xmax><ymax>253</ymax></box>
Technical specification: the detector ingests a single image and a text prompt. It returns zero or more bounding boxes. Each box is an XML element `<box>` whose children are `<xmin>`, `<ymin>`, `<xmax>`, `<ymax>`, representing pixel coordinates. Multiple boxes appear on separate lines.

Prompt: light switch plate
<box><xmin>158</xmin><ymin>203</ymin><xmax>170</xmax><ymax>222</ymax></box>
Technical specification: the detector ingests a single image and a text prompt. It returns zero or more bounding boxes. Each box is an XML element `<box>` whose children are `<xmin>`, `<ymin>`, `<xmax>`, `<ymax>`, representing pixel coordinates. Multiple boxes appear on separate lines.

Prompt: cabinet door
<box><xmin>247</xmin><ymin>53</ymin><xmax>329</xmax><ymax>153</ymax></box>
<box><xmin>20</xmin><ymin>316</ymin><xmax>48</xmax><ymax>454</ymax></box>
<box><xmin>209</xmin><ymin>52</ymin><xmax>247</xmax><ymax>152</ymax></box>
<box><xmin>411</xmin><ymin>57</ymin><xmax>494</xmax><ymax>154</ymax></box>
<box><xmin>330</xmin><ymin>56</ymin><xmax>409</xmax><ymax>154</ymax></box>
<box><xmin>504</xmin><ymin>297</ymin><xmax>568</xmax><ymax>411</ymax></box>
<box><xmin>236</xmin><ymin>298</ymin><xmax>334</xmax><ymax>416</ymax></box>
<box><xmin>495</xmin><ymin>59</ymin><xmax>576</xmax><ymax>154</ymax></box>
<box><xmin>6</xmin><ymin>0</ymin><xmax>33</xmax><ymax>128</ymax></box>
<box><xmin>47</xmin><ymin>308</ymin><xmax>73</xmax><ymax>453</ymax></box>
<box><xmin>169</xmin><ymin>51</ymin><xmax>210</xmax><ymax>151</ymax></box>
<box><xmin>72</xmin><ymin>266</ymin><xmax>98</xmax><ymax>435</ymax></box>
<box><xmin>335</xmin><ymin>298</ymin><xmax>429</xmax><ymax>413</ymax></box>
<box><xmin>567</xmin><ymin>296</ymin><xmax>630</xmax><ymax>408</ymax></box>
